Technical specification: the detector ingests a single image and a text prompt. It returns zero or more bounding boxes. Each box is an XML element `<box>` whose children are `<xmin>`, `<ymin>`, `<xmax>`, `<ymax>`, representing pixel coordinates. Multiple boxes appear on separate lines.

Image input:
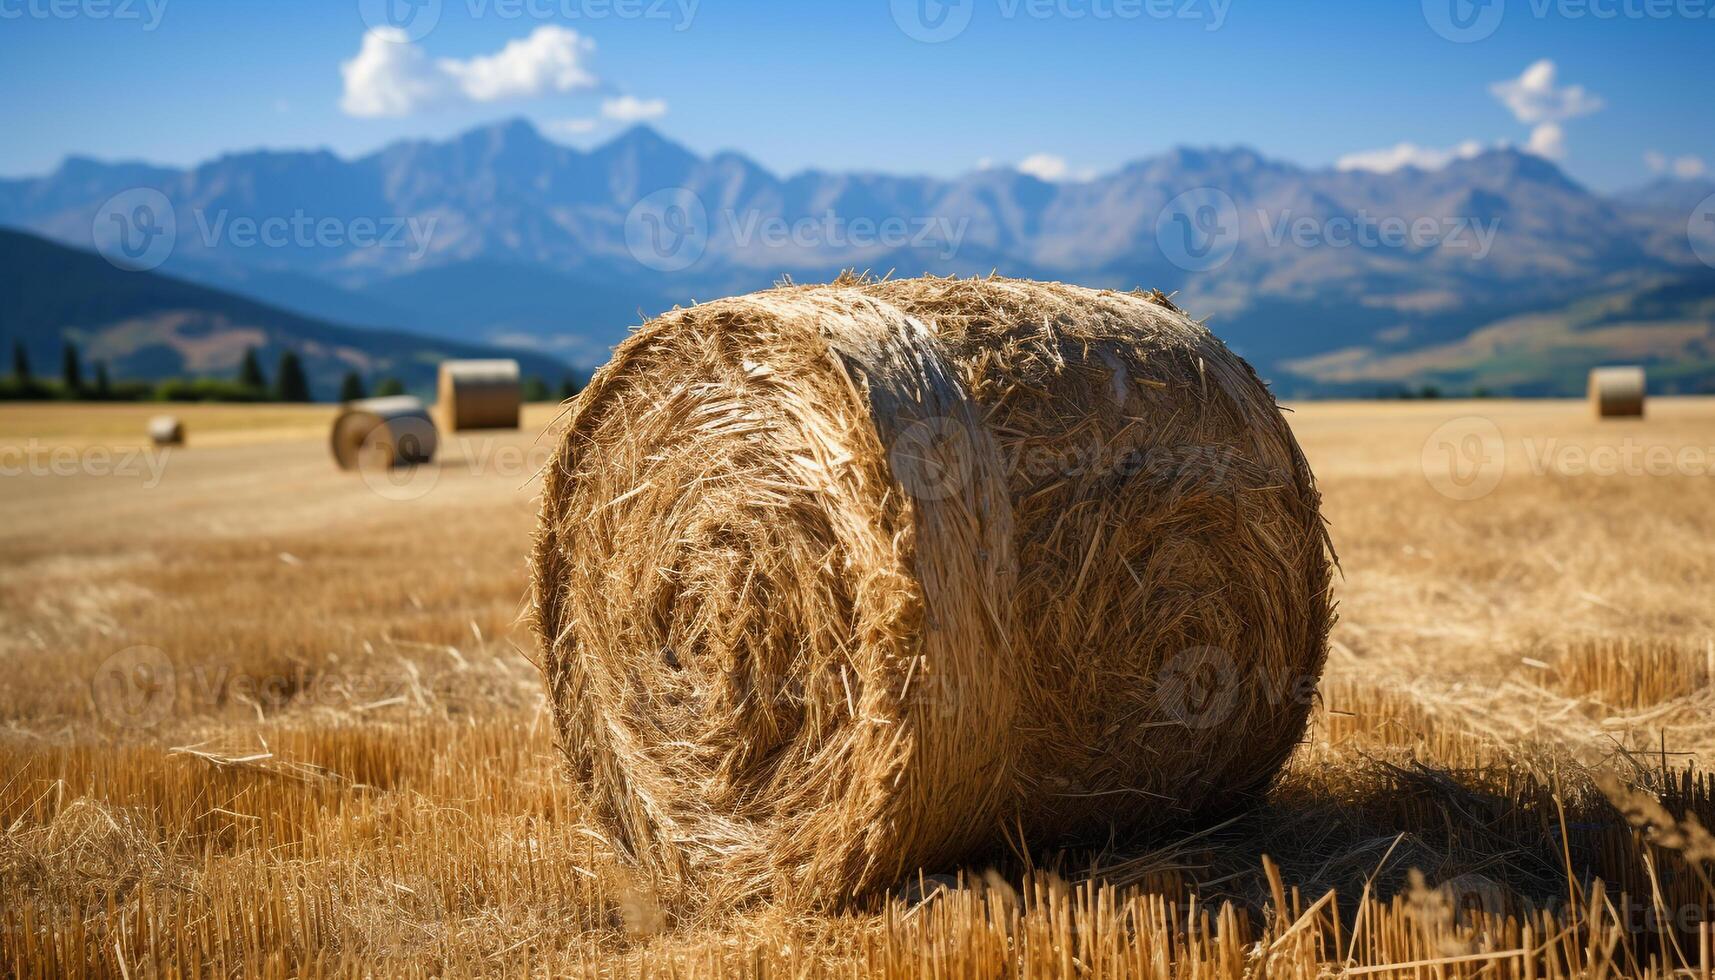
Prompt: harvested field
<box><xmin>3</xmin><ymin>397</ymin><xmax>1714</xmax><ymax>976</ymax></box>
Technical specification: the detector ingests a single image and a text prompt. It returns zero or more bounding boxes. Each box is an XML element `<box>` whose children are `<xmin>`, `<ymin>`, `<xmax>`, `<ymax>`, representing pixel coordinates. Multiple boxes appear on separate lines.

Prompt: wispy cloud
<box><xmin>600</xmin><ymin>95</ymin><xmax>668</xmax><ymax>123</ymax></box>
<box><xmin>341</xmin><ymin>26</ymin><xmax>598</xmax><ymax>118</ymax></box>
<box><xmin>1489</xmin><ymin>59</ymin><xmax>1601</xmax><ymax>161</ymax></box>
<box><xmin>1645</xmin><ymin>150</ymin><xmax>1708</xmax><ymax>179</ymax></box>
<box><xmin>1525</xmin><ymin>121</ymin><xmax>1566</xmax><ymax>161</ymax></box>
<box><xmin>1017</xmin><ymin>153</ymin><xmax>1069</xmax><ymax>181</ymax></box>
<box><xmin>1489</xmin><ymin>59</ymin><xmax>1603</xmax><ymax>126</ymax></box>
<box><xmin>544</xmin><ymin>118</ymin><xmax>600</xmax><ymax>139</ymax></box>
<box><xmin>1337</xmin><ymin>140</ymin><xmax>1485</xmax><ymax>174</ymax></box>
<box><xmin>1339</xmin><ymin>59</ymin><xmax>1603</xmax><ymax>172</ymax></box>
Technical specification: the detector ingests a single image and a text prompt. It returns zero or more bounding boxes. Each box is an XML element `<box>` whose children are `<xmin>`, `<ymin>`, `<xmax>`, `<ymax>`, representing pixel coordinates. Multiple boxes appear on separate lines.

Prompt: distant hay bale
<box><xmin>438</xmin><ymin>359</ymin><xmax>521</xmax><ymax>431</ymax></box>
<box><xmin>1588</xmin><ymin>366</ymin><xmax>1645</xmax><ymax>419</ymax></box>
<box><xmin>146</xmin><ymin>415</ymin><xmax>184</xmax><ymax>447</ymax></box>
<box><xmin>530</xmin><ymin>275</ymin><xmax>1334</xmax><ymax>909</ymax></box>
<box><xmin>329</xmin><ymin>396</ymin><xmax>438</xmax><ymax>469</ymax></box>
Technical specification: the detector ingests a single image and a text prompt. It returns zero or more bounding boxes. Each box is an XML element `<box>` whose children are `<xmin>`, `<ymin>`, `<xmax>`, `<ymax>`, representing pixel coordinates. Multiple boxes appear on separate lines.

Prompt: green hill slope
<box><xmin>0</xmin><ymin>228</ymin><xmax>572</xmax><ymax>399</ymax></box>
<box><xmin>1280</xmin><ymin>272</ymin><xmax>1715</xmax><ymax>397</ymax></box>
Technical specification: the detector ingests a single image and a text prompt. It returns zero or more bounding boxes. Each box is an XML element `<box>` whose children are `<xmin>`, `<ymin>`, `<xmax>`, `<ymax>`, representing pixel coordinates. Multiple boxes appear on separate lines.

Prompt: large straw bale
<box><xmin>531</xmin><ymin>275</ymin><xmax>1334</xmax><ymax>908</ymax></box>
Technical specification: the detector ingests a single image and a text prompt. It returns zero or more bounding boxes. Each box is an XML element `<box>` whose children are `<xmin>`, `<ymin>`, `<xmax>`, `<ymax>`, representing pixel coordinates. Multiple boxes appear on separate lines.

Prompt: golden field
<box><xmin>2</xmin><ymin>398</ymin><xmax>1712</xmax><ymax>977</ymax></box>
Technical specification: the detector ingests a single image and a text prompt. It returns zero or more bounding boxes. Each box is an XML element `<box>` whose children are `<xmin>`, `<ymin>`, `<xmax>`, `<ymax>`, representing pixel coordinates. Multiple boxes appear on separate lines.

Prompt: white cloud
<box><xmin>1337</xmin><ymin>59</ymin><xmax>1605</xmax><ymax>176</ymax></box>
<box><xmin>341</xmin><ymin>26</ymin><xmax>598</xmax><ymax>118</ymax></box>
<box><xmin>341</xmin><ymin>28</ymin><xmax>451</xmax><ymax>118</ymax></box>
<box><xmin>544</xmin><ymin>117</ymin><xmax>599</xmax><ymax>139</ymax></box>
<box><xmin>1017</xmin><ymin>153</ymin><xmax>1069</xmax><ymax>181</ymax></box>
<box><xmin>1489</xmin><ymin>59</ymin><xmax>1603</xmax><ymax>126</ymax></box>
<box><xmin>441</xmin><ymin>26</ymin><xmax>596</xmax><ymax>103</ymax></box>
<box><xmin>1337</xmin><ymin>140</ymin><xmax>1485</xmax><ymax>174</ymax></box>
<box><xmin>600</xmin><ymin>95</ymin><xmax>668</xmax><ymax>122</ymax></box>
<box><xmin>1645</xmin><ymin>150</ymin><xmax>1708</xmax><ymax>179</ymax></box>
<box><xmin>1525</xmin><ymin>122</ymin><xmax>1566</xmax><ymax>161</ymax></box>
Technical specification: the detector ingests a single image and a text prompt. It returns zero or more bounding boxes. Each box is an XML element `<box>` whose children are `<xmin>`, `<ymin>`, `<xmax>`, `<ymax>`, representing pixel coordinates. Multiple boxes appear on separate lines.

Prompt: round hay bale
<box><xmin>438</xmin><ymin>359</ymin><xmax>521</xmax><ymax>431</ymax></box>
<box><xmin>1588</xmin><ymin>365</ymin><xmax>1645</xmax><ymax>419</ymax></box>
<box><xmin>329</xmin><ymin>396</ymin><xmax>438</xmax><ymax>469</ymax></box>
<box><xmin>146</xmin><ymin>415</ymin><xmax>184</xmax><ymax>447</ymax></box>
<box><xmin>530</xmin><ymin>276</ymin><xmax>1334</xmax><ymax>909</ymax></box>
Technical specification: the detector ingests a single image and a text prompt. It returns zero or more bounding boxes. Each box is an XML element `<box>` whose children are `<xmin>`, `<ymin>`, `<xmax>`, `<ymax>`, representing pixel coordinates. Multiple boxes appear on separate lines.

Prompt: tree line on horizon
<box><xmin>1</xmin><ymin>340</ymin><xmax>580</xmax><ymax>405</ymax></box>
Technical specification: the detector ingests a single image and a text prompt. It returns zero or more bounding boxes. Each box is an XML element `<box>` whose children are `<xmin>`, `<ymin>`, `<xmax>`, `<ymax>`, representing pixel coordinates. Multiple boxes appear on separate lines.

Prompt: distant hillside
<box><xmin>355</xmin><ymin>260</ymin><xmax>674</xmax><ymax>366</ymax></box>
<box><xmin>1280</xmin><ymin>270</ymin><xmax>1715</xmax><ymax>396</ymax></box>
<box><xmin>0</xmin><ymin>228</ymin><xmax>571</xmax><ymax>399</ymax></box>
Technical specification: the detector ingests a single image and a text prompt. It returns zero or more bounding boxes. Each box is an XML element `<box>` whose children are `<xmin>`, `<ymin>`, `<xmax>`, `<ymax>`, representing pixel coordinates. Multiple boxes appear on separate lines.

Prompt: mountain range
<box><xmin>4</xmin><ymin>119</ymin><xmax>1714</xmax><ymax>396</ymax></box>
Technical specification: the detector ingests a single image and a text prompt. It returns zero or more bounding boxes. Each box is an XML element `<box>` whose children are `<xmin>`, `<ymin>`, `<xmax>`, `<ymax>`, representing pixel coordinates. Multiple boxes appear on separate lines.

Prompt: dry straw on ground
<box><xmin>1589</xmin><ymin>365</ymin><xmax>1646</xmax><ymax>419</ymax></box>
<box><xmin>146</xmin><ymin>415</ymin><xmax>184</xmax><ymax>446</ymax></box>
<box><xmin>5</xmin><ymin>398</ymin><xmax>1715</xmax><ymax>975</ymax></box>
<box><xmin>329</xmin><ymin>395</ymin><xmax>438</xmax><ymax>469</ymax></box>
<box><xmin>438</xmin><ymin>358</ymin><xmax>522</xmax><ymax>431</ymax></box>
<box><xmin>531</xmin><ymin>274</ymin><xmax>1335</xmax><ymax>909</ymax></box>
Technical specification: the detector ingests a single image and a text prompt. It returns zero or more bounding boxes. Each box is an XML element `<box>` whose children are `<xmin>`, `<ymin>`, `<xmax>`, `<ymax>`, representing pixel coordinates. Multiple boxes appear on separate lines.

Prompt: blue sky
<box><xmin>1</xmin><ymin>0</ymin><xmax>1709</xmax><ymax>190</ymax></box>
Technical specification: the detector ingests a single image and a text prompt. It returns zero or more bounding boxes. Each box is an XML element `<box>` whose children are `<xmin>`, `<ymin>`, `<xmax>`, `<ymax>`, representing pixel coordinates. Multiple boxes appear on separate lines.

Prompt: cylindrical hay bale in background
<box><xmin>1589</xmin><ymin>365</ymin><xmax>1645</xmax><ymax>419</ymax></box>
<box><xmin>438</xmin><ymin>359</ymin><xmax>521</xmax><ymax>431</ymax></box>
<box><xmin>146</xmin><ymin>415</ymin><xmax>184</xmax><ymax>447</ymax></box>
<box><xmin>330</xmin><ymin>396</ymin><xmax>438</xmax><ymax>469</ymax></box>
<box><xmin>531</xmin><ymin>276</ymin><xmax>1334</xmax><ymax>910</ymax></box>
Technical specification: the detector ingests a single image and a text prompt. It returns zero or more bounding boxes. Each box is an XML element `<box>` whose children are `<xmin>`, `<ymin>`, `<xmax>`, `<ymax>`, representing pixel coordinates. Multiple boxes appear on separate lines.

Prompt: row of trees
<box><xmin>3</xmin><ymin>341</ymin><xmax>320</xmax><ymax>402</ymax></box>
<box><xmin>335</xmin><ymin>370</ymin><xmax>577</xmax><ymax>402</ymax></box>
<box><xmin>5</xmin><ymin>340</ymin><xmax>581</xmax><ymax>404</ymax></box>
<box><xmin>5</xmin><ymin>339</ymin><xmax>125</xmax><ymax>400</ymax></box>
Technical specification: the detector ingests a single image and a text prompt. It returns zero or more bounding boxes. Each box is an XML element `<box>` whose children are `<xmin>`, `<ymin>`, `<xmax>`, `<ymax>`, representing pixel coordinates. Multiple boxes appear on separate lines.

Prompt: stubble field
<box><xmin>2</xmin><ymin>398</ymin><xmax>1712</xmax><ymax>977</ymax></box>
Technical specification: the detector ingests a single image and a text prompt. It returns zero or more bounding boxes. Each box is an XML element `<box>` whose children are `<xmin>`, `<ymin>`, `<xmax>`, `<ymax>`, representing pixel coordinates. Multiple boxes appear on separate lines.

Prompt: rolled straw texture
<box><xmin>438</xmin><ymin>359</ymin><xmax>522</xmax><ymax>431</ymax></box>
<box><xmin>330</xmin><ymin>395</ymin><xmax>439</xmax><ymax>469</ymax></box>
<box><xmin>532</xmin><ymin>275</ymin><xmax>1334</xmax><ymax>908</ymax></box>
<box><xmin>147</xmin><ymin>415</ymin><xmax>184</xmax><ymax>447</ymax></box>
<box><xmin>1588</xmin><ymin>365</ymin><xmax>1645</xmax><ymax>419</ymax></box>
